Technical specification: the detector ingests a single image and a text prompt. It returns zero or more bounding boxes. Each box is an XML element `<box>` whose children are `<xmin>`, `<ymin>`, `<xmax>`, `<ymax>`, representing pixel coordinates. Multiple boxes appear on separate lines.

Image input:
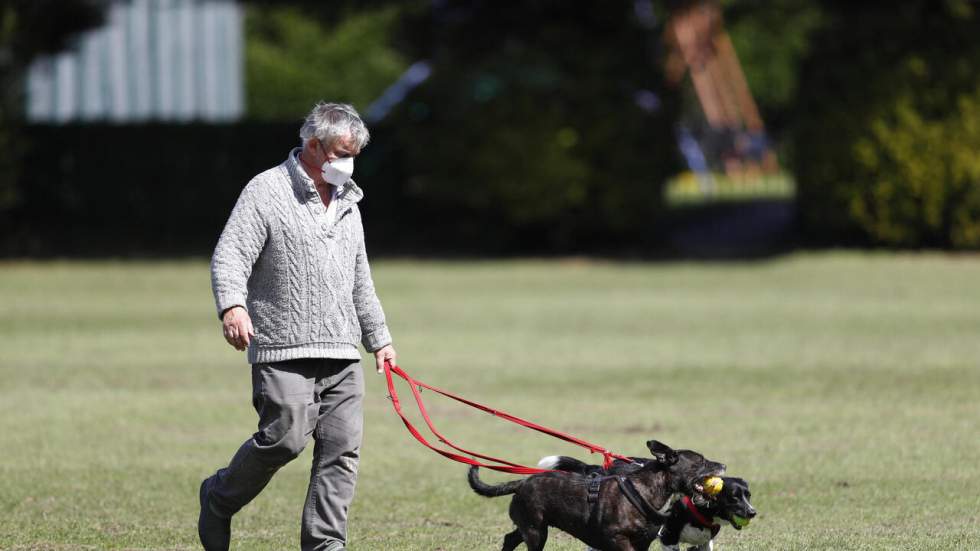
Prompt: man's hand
<box><xmin>373</xmin><ymin>344</ymin><xmax>397</xmax><ymax>374</ymax></box>
<box><xmin>222</xmin><ymin>306</ymin><xmax>254</xmax><ymax>351</ymax></box>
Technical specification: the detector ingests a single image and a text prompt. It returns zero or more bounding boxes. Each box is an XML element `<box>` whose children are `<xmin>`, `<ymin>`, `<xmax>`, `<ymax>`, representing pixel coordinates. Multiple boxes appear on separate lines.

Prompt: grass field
<box><xmin>1</xmin><ymin>253</ymin><xmax>978</xmax><ymax>550</ymax></box>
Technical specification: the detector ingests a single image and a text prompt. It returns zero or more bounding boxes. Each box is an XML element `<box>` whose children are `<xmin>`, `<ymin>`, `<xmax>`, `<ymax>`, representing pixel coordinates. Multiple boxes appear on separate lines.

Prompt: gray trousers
<box><xmin>208</xmin><ymin>358</ymin><xmax>364</xmax><ymax>551</ymax></box>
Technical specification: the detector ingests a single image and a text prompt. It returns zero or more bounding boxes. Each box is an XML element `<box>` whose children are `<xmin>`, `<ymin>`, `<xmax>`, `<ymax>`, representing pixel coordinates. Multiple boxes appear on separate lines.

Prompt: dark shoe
<box><xmin>198</xmin><ymin>476</ymin><xmax>231</xmax><ymax>551</ymax></box>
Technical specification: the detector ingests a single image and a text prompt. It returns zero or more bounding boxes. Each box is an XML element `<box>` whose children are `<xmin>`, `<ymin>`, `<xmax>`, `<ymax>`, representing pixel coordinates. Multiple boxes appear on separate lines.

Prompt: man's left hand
<box><xmin>374</xmin><ymin>344</ymin><xmax>397</xmax><ymax>374</ymax></box>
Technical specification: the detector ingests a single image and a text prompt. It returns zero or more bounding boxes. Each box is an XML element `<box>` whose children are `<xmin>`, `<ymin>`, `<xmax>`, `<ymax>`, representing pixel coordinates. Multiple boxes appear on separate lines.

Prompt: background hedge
<box><xmin>789</xmin><ymin>0</ymin><xmax>980</xmax><ymax>248</ymax></box>
<box><xmin>6</xmin><ymin>1</ymin><xmax>978</xmax><ymax>256</ymax></box>
<box><xmin>4</xmin><ymin>121</ymin><xmax>684</xmax><ymax>257</ymax></box>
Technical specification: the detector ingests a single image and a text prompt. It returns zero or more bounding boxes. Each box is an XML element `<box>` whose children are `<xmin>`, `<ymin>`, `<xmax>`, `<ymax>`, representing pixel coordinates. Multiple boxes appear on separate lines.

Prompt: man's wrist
<box><xmin>221</xmin><ymin>305</ymin><xmax>244</xmax><ymax>320</ymax></box>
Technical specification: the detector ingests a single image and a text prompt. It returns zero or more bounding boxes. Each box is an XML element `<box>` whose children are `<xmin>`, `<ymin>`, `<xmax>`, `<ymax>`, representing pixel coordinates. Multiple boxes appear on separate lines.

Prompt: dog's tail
<box><xmin>467</xmin><ymin>467</ymin><xmax>524</xmax><ymax>498</ymax></box>
<box><xmin>537</xmin><ymin>455</ymin><xmax>591</xmax><ymax>474</ymax></box>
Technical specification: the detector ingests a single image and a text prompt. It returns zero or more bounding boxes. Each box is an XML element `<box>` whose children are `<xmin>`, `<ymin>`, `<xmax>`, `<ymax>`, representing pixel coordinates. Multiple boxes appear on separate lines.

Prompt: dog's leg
<box><xmin>688</xmin><ymin>542</ymin><xmax>713</xmax><ymax>551</ymax></box>
<box><xmin>519</xmin><ymin>525</ymin><xmax>548</xmax><ymax>551</ymax></box>
<box><xmin>501</xmin><ymin>529</ymin><xmax>523</xmax><ymax>551</ymax></box>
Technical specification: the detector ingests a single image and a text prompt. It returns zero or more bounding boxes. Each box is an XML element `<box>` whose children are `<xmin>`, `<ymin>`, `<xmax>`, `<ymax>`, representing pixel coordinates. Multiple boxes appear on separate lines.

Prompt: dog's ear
<box><xmin>646</xmin><ymin>440</ymin><xmax>679</xmax><ymax>466</ymax></box>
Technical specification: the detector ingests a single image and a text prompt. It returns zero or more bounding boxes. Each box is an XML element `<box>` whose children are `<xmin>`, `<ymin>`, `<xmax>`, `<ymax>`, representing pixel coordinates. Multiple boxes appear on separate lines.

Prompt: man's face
<box><xmin>316</xmin><ymin>135</ymin><xmax>359</xmax><ymax>165</ymax></box>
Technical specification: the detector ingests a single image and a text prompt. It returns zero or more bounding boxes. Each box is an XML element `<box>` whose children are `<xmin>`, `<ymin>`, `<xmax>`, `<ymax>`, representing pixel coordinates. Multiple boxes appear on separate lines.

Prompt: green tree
<box><xmin>245</xmin><ymin>3</ymin><xmax>410</xmax><ymax>119</ymax></box>
<box><xmin>790</xmin><ymin>0</ymin><xmax>980</xmax><ymax>247</ymax></box>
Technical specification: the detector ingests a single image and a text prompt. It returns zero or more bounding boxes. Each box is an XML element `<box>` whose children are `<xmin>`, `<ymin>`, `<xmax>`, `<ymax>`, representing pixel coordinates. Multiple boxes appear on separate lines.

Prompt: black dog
<box><xmin>467</xmin><ymin>440</ymin><xmax>726</xmax><ymax>551</ymax></box>
<box><xmin>656</xmin><ymin>476</ymin><xmax>756</xmax><ymax>551</ymax></box>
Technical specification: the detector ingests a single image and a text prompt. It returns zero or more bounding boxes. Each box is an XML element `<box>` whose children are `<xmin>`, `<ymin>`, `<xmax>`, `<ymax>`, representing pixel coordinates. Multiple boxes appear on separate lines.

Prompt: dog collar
<box><xmin>682</xmin><ymin>496</ymin><xmax>721</xmax><ymax>536</ymax></box>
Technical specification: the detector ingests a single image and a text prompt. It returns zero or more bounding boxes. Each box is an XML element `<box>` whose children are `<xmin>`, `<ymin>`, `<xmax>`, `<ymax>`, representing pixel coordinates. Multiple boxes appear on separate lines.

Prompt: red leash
<box><xmin>382</xmin><ymin>360</ymin><xmax>632</xmax><ymax>475</ymax></box>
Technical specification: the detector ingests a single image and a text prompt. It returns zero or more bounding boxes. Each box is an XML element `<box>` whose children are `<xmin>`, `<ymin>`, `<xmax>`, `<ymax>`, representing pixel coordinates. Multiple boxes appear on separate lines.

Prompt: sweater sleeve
<box><xmin>352</xmin><ymin>219</ymin><xmax>392</xmax><ymax>352</ymax></box>
<box><xmin>210</xmin><ymin>182</ymin><xmax>268</xmax><ymax>319</ymax></box>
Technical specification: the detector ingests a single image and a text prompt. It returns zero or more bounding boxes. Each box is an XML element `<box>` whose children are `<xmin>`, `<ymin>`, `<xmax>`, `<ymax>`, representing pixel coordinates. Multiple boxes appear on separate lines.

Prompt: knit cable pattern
<box><xmin>210</xmin><ymin>149</ymin><xmax>392</xmax><ymax>364</ymax></box>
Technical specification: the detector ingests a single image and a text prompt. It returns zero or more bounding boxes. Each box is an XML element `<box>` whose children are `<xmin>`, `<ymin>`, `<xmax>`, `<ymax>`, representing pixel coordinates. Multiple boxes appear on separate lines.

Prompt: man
<box><xmin>199</xmin><ymin>102</ymin><xmax>396</xmax><ymax>551</ymax></box>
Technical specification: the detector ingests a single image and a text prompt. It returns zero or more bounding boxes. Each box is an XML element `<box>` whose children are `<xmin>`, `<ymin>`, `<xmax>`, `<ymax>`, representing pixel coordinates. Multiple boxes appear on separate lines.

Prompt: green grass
<box><xmin>1</xmin><ymin>253</ymin><xmax>978</xmax><ymax>550</ymax></box>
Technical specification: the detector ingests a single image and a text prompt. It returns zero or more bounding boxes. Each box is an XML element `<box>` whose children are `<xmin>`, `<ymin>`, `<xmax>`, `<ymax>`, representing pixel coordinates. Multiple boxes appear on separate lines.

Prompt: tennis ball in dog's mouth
<box><xmin>702</xmin><ymin>476</ymin><xmax>723</xmax><ymax>496</ymax></box>
<box><xmin>732</xmin><ymin>515</ymin><xmax>751</xmax><ymax>528</ymax></box>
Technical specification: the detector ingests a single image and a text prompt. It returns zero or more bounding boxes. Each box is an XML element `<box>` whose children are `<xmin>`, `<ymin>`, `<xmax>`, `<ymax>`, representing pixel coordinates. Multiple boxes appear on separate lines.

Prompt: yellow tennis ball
<box><xmin>703</xmin><ymin>476</ymin><xmax>723</xmax><ymax>496</ymax></box>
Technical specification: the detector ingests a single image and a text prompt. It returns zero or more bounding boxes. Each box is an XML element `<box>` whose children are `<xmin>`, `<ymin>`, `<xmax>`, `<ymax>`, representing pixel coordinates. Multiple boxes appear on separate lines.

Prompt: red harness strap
<box><xmin>682</xmin><ymin>496</ymin><xmax>721</xmax><ymax>535</ymax></box>
<box><xmin>382</xmin><ymin>360</ymin><xmax>632</xmax><ymax>474</ymax></box>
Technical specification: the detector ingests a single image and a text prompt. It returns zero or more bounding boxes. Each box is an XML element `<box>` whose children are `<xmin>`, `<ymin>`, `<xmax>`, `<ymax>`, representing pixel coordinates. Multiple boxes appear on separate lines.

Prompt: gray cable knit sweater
<box><xmin>210</xmin><ymin>148</ymin><xmax>392</xmax><ymax>364</ymax></box>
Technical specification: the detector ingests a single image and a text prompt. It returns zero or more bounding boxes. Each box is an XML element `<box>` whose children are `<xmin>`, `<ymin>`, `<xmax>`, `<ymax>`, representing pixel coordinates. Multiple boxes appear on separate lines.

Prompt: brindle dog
<box><xmin>467</xmin><ymin>440</ymin><xmax>726</xmax><ymax>551</ymax></box>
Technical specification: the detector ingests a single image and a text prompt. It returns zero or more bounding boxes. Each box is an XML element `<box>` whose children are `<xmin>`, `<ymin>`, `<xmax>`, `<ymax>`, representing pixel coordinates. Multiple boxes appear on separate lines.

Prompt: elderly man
<box><xmin>199</xmin><ymin>102</ymin><xmax>396</xmax><ymax>551</ymax></box>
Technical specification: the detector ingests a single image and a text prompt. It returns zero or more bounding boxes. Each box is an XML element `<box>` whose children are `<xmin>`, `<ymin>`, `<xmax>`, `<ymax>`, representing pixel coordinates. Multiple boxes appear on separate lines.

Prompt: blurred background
<box><xmin>3</xmin><ymin>0</ymin><xmax>977</xmax><ymax>258</ymax></box>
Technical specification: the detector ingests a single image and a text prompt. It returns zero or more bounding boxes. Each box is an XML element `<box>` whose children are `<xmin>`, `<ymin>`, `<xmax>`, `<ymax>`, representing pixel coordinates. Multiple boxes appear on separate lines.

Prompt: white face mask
<box><xmin>321</xmin><ymin>156</ymin><xmax>354</xmax><ymax>186</ymax></box>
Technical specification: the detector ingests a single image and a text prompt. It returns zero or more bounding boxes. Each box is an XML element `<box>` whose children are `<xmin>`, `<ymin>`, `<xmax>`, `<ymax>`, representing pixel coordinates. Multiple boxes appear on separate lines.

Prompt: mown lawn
<box><xmin>0</xmin><ymin>253</ymin><xmax>978</xmax><ymax>550</ymax></box>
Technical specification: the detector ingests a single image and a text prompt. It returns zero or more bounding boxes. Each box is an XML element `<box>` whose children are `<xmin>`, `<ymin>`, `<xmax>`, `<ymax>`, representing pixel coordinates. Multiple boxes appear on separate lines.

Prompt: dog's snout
<box><xmin>746</xmin><ymin>506</ymin><xmax>757</xmax><ymax>518</ymax></box>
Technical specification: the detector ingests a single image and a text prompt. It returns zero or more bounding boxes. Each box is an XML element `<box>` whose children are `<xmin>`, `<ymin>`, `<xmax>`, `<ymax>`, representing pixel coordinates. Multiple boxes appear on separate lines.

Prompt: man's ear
<box><xmin>646</xmin><ymin>440</ymin><xmax>679</xmax><ymax>465</ymax></box>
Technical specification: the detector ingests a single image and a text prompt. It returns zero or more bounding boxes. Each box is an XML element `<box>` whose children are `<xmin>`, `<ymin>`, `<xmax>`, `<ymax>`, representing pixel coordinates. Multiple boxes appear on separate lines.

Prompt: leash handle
<box><xmin>382</xmin><ymin>360</ymin><xmax>632</xmax><ymax>474</ymax></box>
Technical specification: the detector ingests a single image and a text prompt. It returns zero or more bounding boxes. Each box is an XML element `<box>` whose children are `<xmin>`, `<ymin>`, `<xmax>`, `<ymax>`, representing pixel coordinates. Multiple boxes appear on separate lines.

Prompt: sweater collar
<box><xmin>286</xmin><ymin>147</ymin><xmax>364</xmax><ymax>205</ymax></box>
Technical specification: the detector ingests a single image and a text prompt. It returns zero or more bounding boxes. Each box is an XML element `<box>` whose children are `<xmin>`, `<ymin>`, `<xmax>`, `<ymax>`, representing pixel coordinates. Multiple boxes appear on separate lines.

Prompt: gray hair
<box><xmin>299</xmin><ymin>102</ymin><xmax>370</xmax><ymax>151</ymax></box>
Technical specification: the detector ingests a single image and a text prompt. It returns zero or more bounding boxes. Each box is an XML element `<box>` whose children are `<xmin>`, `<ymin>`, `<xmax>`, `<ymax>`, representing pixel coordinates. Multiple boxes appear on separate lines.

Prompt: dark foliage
<box><xmin>373</xmin><ymin>0</ymin><xmax>684</xmax><ymax>252</ymax></box>
<box><xmin>790</xmin><ymin>0</ymin><xmax>980</xmax><ymax>247</ymax></box>
<box><xmin>4</xmin><ymin>124</ymin><xmax>296</xmax><ymax>256</ymax></box>
<box><xmin>0</xmin><ymin>0</ymin><xmax>106</xmax><ymax>213</ymax></box>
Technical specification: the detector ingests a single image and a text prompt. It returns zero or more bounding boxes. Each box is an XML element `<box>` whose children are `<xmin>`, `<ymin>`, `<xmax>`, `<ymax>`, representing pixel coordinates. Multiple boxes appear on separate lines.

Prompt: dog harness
<box><xmin>587</xmin><ymin>475</ymin><xmax>604</xmax><ymax>504</ymax></box>
<box><xmin>585</xmin><ymin>474</ymin><xmax>607</xmax><ymax>529</ymax></box>
<box><xmin>615</xmin><ymin>476</ymin><xmax>670</xmax><ymax>524</ymax></box>
<box><xmin>585</xmin><ymin>473</ymin><xmax>670</xmax><ymax>530</ymax></box>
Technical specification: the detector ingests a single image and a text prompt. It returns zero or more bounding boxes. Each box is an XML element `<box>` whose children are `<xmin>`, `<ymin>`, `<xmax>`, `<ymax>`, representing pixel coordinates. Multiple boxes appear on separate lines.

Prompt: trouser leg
<box><xmin>301</xmin><ymin>360</ymin><xmax>364</xmax><ymax>551</ymax></box>
<box><xmin>209</xmin><ymin>360</ymin><xmax>319</xmax><ymax>518</ymax></box>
